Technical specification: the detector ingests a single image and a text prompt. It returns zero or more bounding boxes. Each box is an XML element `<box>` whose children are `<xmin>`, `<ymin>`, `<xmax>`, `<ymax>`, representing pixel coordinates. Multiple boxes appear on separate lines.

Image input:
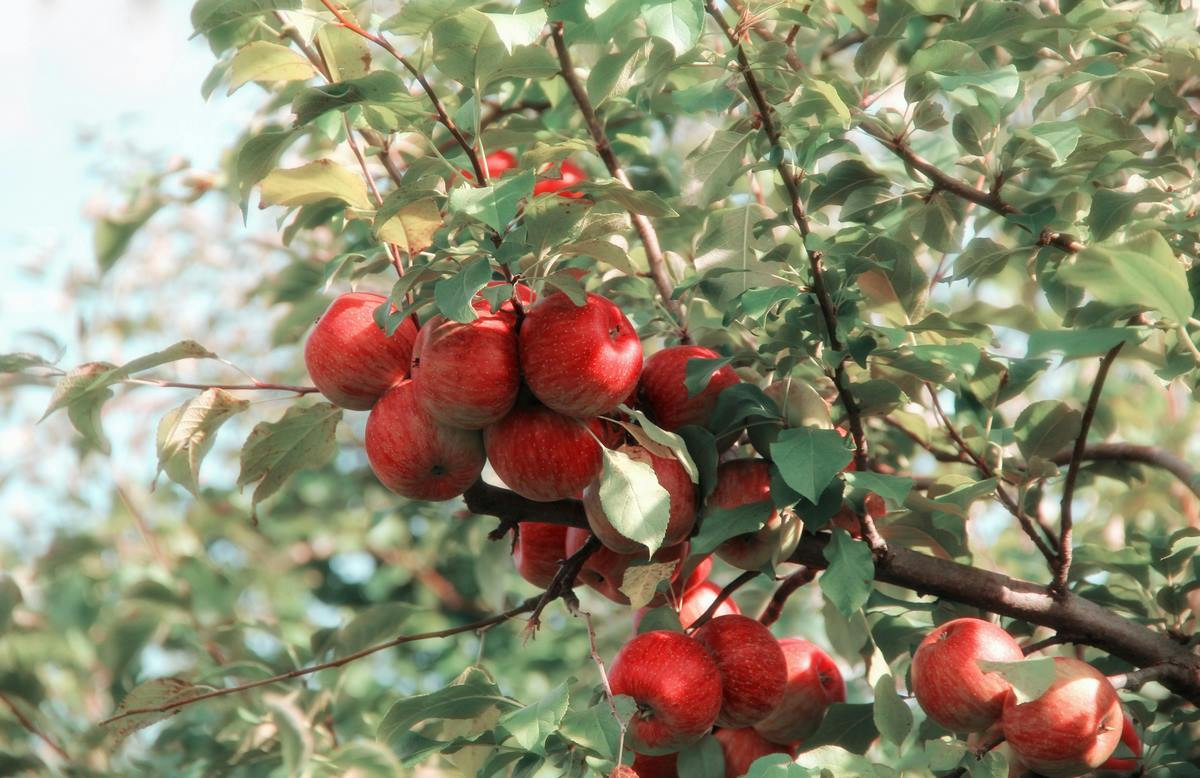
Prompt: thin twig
<box><xmin>685</xmin><ymin>570</ymin><xmax>759</xmax><ymax>632</ymax></box>
<box><xmin>758</xmin><ymin>567</ymin><xmax>816</xmax><ymax>627</ymax></box>
<box><xmin>1055</xmin><ymin>342</ymin><xmax>1124</xmax><ymax>593</ymax></box>
<box><xmin>549</xmin><ymin>22</ymin><xmax>688</xmax><ymax>340</ymax></box>
<box><xmin>98</xmin><ymin>599</ymin><xmax>538</xmax><ymax>726</ymax></box>
<box><xmin>1049</xmin><ymin>443</ymin><xmax>1200</xmax><ymax>499</ymax></box>
<box><xmin>0</xmin><ymin>692</ymin><xmax>69</xmax><ymax>761</ymax></box>
<box><xmin>524</xmin><ymin>534</ymin><xmax>602</xmax><ymax>636</ymax></box>
<box><xmin>126</xmin><ymin>378</ymin><xmax>318</xmax><ymax>394</ymax></box>
<box><xmin>583</xmin><ymin>611</ymin><xmax>627</xmax><ymax>765</ymax></box>
<box><xmin>343</xmin><ymin>114</ymin><xmax>410</xmax><ymax>282</ymax></box>
<box><xmin>1022</xmin><ymin>633</ymin><xmax>1076</xmax><ymax>656</ymax></box>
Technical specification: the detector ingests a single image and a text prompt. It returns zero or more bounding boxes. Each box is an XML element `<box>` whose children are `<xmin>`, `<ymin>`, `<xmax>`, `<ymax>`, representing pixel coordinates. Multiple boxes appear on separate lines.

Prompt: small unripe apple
<box><xmin>708</xmin><ymin>459</ymin><xmax>801</xmax><ymax>571</ymax></box>
<box><xmin>693</xmin><ymin>614</ymin><xmax>788</xmax><ymax>728</ymax></box>
<box><xmin>533</xmin><ymin>159</ymin><xmax>587</xmax><ymax>198</ymax></box>
<box><xmin>1001</xmin><ymin>657</ymin><xmax>1123</xmax><ymax>777</ymax></box>
<box><xmin>713</xmin><ymin>727</ymin><xmax>797</xmax><ymax>777</ymax></box>
<box><xmin>519</xmin><ymin>291</ymin><xmax>643</xmax><ymax>418</ymax></box>
<box><xmin>364</xmin><ymin>380</ymin><xmax>485</xmax><ymax>501</ymax></box>
<box><xmin>304</xmin><ymin>292</ymin><xmax>418</xmax><ymax>410</ymax></box>
<box><xmin>608</xmin><ymin>630</ymin><xmax>724</xmax><ymax>755</ymax></box>
<box><xmin>583</xmin><ymin>444</ymin><xmax>697</xmax><ymax>554</ymax></box>
<box><xmin>565</xmin><ymin>528</ymin><xmax>688</xmax><ymax>605</ymax></box>
<box><xmin>638</xmin><ymin>345</ymin><xmax>741</xmax><ymax>431</ymax></box>
<box><xmin>511</xmin><ymin>522</ymin><xmax>568</xmax><ymax>588</ymax></box>
<box><xmin>485</xmin><ymin>405</ymin><xmax>603</xmax><ymax>501</ymax></box>
<box><xmin>910</xmin><ymin>617</ymin><xmax>1024</xmax><ymax>733</ymax></box>
<box><xmin>411</xmin><ymin>311</ymin><xmax>520</xmax><ymax>429</ymax></box>
<box><xmin>753</xmin><ymin>639</ymin><xmax>845</xmax><ymax>746</ymax></box>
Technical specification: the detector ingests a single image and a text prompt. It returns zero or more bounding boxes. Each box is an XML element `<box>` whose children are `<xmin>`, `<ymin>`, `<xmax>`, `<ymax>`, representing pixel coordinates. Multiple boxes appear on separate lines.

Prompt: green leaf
<box><xmin>820</xmin><ymin>529</ymin><xmax>874</xmax><ymax>617</ymax></box>
<box><xmin>0</xmin><ymin>576</ymin><xmax>22</xmax><ymax>635</ymax></box>
<box><xmin>334</xmin><ymin>603</ymin><xmax>416</xmax><ymax>655</ymax></box>
<box><xmin>1086</xmin><ymin>189</ymin><xmax>1167</xmax><ymax>241</ymax></box>
<box><xmin>683</xmin><ymin>356</ymin><xmax>733</xmax><ymax>398</ymax></box>
<box><xmin>448</xmin><ymin>170</ymin><xmax>535</xmax><ymax>232</ymax></box>
<box><xmin>1013</xmin><ymin>400</ymin><xmax>1082</xmax><ymax>461</ymax></box>
<box><xmin>976</xmin><ymin>657</ymin><xmax>1056</xmax><ymax>704</ymax></box>
<box><xmin>378</xmin><ymin>670</ymin><xmax>519</xmax><ymax>746</ymax></box>
<box><xmin>952</xmin><ymin>237</ymin><xmax>1017</xmax><ymax>282</ymax></box>
<box><xmin>1026</xmin><ymin>327</ymin><xmax>1142</xmax><ymax>361</ymax></box>
<box><xmin>292</xmin><ymin>71</ymin><xmax>422</xmax><ymax>128</ymax></box>
<box><xmin>641</xmin><ymin>0</ymin><xmax>704</xmax><ymax>55</ymax></box>
<box><xmin>574</xmin><ymin>180</ymin><xmax>678</xmax><ymax>217</ymax></box>
<box><xmin>260</xmin><ymin>160</ymin><xmax>372</xmax><ymax>210</ymax></box>
<box><xmin>687</xmin><ymin>130</ymin><xmax>751</xmax><ymax>206</ymax></box>
<box><xmin>102</xmin><ymin>678</ymin><xmax>212</xmax><ymax>743</ymax></box>
<box><xmin>228</xmin><ymin>41</ymin><xmax>315</xmax><ymax>93</ymax></box>
<box><xmin>676</xmin><ymin>734</ymin><xmax>725</xmax><ymax>778</ymax></box>
<box><xmin>615</xmin><ymin>406</ymin><xmax>700</xmax><ymax>484</ymax></box>
<box><xmin>317</xmin><ymin>24</ymin><xmax>371</xmax><ymax>82</ymax></box>
<box><xmin>872</xmin><ymin>674</ymin><xmax>913</xmax><ymax>746</ymax></box>
<box><xmin>191</xmin><ymin>0</ymin><xmax>300</xmax><ymax>36</ymax></box>
<box><xmin>235</xmin><ymin>127</ymin><xmax>299</xmax><ymax>209</ymax></box>
<box><xmin>375</xmin><ymin>197</ymin><xmax>443</xmax><ymax>256</ymax></box>
<box><xmin>770</xmin><ymin>428</ymin><xmax>854</xmax><ymax>503</ymax></box>
<box><xmin>434</xmin><ymin>258</ymin><xmax>495</xmax><ymax>323</ymax></box>
<box><xmin>808</xmin><ymin>160</ymin><xmax>887</xmax><ymax>212</ymax></box>
<box><xmin>483</xmin><ymin>9</ymin><xmax>547</xmax><ymax>53</ymax></box>
<box><xmin>597</xmin><ymin>447</ymin><xmax>671</xmax><ymax>556</ymax></box>
<box><xmin>1057</xmin><ymin>231</ymin><xmax>1192</xmax><ymax>324</ymax></box>
<box><xmin>799</xmin><ymin>702</ymin><xmax>880</xmax><ymax>754</ymax></box>
<box><xmin>0</xmin><ymin>353</ymin><xmax>53</xmax><ymax>373</ymax></box>
<box><xmin>844</xmin><ymin>472</ymin><xmax>912</xmax><ymax>505</ymax></box>
<box><xmin>431</xmin><ymin>9</ymin><xmax>507</xmax><ymax>87</ymax></box>
<box><xmin>265</xmin><ymin>694</ymin><xmax>314</xmax><ymax>775</ymax></box>
<box><xmin>95</xmin><ymin>197</ymin><xmax>164</xmax><ymax>273</ymax></box>
<box><xmin>692</xmin><ymin>501</ymin><xmax>773</xmax><ymax>556</ymax></box>
<box><xmin>501</xmin><ymin>681</ymin><xmax>569</xmax><ymax>753</ymax></box>
<box><xmin>793</xmin><ymin>745</ymin><xmax>880</xmax><ymax>774</ymax></box>
<box><xmin>236</xmin><ymin>402</ymin><xmax>342</xmax><ymax>520</ymax></box>
<box><xmin>155</xmin><ymin>388</ymin><xmax>251</xmax><ymax>495</ymax></box>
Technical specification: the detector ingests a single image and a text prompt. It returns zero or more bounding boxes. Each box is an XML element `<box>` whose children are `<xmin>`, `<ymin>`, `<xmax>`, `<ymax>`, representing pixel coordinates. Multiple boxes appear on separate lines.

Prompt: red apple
<box><xmin>304</xmin><ymin>292</ymin><xmax>418</xmax><ymax>410</ymax></box>
<box><xmin>583</xmin><ymin>444</ymin><xmax>697</xmax><ymax>554</ymax></box>
<box><xmin>753</xmin><ymin>639</ymin><xmax>845</xmax><ymax>746</ymax></box>
<box><xmin>364</xmin><ymin>380</ymin><xmax>485</xmax><ymax>500</ymax></box>
<box><xmin>675</xmin><ymin>555</ymin><xmax>714</xmax><ymax>597</ymax></box>
<box><xmin>713</xmin><ymin>727</ymin><xmax>797</xmax><ymax>777</ymax></box>
<box><xmin>638</xmin><ymin>346</ymin><xmax>741</xmax><ymax>431</ymax></box>
<box><xmin>609</xmin><ymin>767</ymin><xmax>639</xmax><ymax>778</ymax></box>
<box><xmin>910</xmin><ymin>618</ymin><xmax>1024</xmax><ymax>733</ymax></box>
<box><xmin>566</xmin><ymin>528</ymin><xmax>688</xmax><ymax>605</ymax></box>
<box><xmin>512</xmin><ymin>522</ymin><xmax>568</xmax><ymax>588</ymax></box>
<box><xmin>693</xmin><ymin>615</ymin><xmax>788</xmax><ymax>728</ymax></box>
<box><xmin>1001</xmin><ymin>657</ymin><xmax>1123</xmax><ymax>777</ymax></box>
<box><xmin>708</xmin><ymin>459</ymin><xmax>801</xmax><ymax>571</ymax></box>
<box><xmin>533</xmin><ymin>159</ymin><xmax>586</xmax><ymax>198</ymax></box>
<box><xmin>485</xmin><ymin>405</ymin><xmax>603</xmax><ymax>501</ymax></box>
<box><xmin>608</xmin><ymin>630</ymin><xmax>723</xmax><ymax>755</ymax></box>
<box><xmin>460</xmin><ymin>149</ymin><xmax>518</xmax><ymax>182</ymax></box>
<box><xmin>630</xmin><ymin>751</ymin><xmax>678</xmax><ymax>778</ymax></box>
<box><xmin>411</xmin><ymin>312</ymin><xmax>520</xmax><ymax>429</ymax></box>
<box><xmin>519</xmin><ymin>291</ymin><xmax>643</xmax><ymax>418</ymax></box>
<box><xmin>677</xmin><ymin>580</ymin><xmax>741</xmax><ymax>629</ymax></box>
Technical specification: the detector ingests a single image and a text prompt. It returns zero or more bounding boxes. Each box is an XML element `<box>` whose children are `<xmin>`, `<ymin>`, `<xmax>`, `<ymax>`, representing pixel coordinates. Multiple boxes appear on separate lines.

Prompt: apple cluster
<box><xmin>601</xmin><ymin>579</ymin><xmax>845</xmax><ymax>778</ymax></box>
<box><xmin>910</xmin><ymin>618</ymin><xmax>1140</xmax><ymax>777</ymax></box>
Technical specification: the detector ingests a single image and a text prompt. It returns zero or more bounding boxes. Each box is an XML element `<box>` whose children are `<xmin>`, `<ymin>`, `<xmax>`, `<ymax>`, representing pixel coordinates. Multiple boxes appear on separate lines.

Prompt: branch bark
<box><xmin>0</xmin><ymin>691</ymin><xmax>69</xmax><ymax>762</ymax></box>
<box><xmin>549</xmin><ymin>22</ymin><xmax>688</xmax><ymax>340</ymax></box>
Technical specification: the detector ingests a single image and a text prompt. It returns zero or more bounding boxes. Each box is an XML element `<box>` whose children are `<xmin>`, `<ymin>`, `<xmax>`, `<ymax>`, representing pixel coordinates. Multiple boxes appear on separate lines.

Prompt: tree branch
<box><xmin>98</xmin><ymin>599</ymin><xmax>539</xmax><ymax>726</ymax></box>
<box><xmin>1110</xmin><ymin>663</ymin><xmax>1176</xmax><ymax>692</ymax></box>
<box><xmin>549</xmin><ymin>22</ymin><xmax>688</xmax><ymax>340</ymax></box>
<box><xmin>462</xmin><ymin>484</ymin><xmax>1200</xmax><ymax>706</ymax></box>
<box><xmin>1050</xmin><ymin>442</ymin><xmax>1200</xmax><ymax>499</ymax></box>
<box><xmin>685</xmin><ymin>570</ymin><xmax>760</xmax><ymax>632</ymax></box>
<box><xmin>525</xmin><ymin>534</ymin><xmax>601</xmax><ymax>635</ymax></box>
<box><xmin>1055</xmin><ymin>342</ymin><xmax>1124</xmax><ymax>593</ymax></box>
<box><xmin>127</xmin><ymin>377</ymin><xmax>318</xmax><ymax>394</ymax></box>
<box><xmin>0</xmin><ymin>691</ymin><xmax>69</xmax><ymax>762</ymax></box>
<box><xmin>758</xmin><ymin>567</ymin><xmax>816</xmax><ymax>627</ymax></box>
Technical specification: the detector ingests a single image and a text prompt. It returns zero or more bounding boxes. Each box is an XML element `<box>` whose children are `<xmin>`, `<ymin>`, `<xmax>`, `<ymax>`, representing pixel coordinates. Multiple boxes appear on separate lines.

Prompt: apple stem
<box><xmin>757</xmin><ymin>567</ymin><xmax>816</xmax><ymax>627</ymax></box>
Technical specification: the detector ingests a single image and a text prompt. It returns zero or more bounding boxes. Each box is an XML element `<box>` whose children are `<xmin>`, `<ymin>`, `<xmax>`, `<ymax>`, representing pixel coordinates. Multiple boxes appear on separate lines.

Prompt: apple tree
<box><xmin>4</xmin><ymin>0</ymin><xmax>1200</xmax><ymax>775</ymax></box>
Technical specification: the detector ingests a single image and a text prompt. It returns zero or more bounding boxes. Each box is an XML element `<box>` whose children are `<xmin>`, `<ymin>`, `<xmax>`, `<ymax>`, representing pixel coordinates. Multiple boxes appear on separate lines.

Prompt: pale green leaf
<box><xmin>228</xmin><ymin>41</ymin><xmax>315</xmax><ymax>94</ymax></box>
<box><xmin>156</xmin><ymin>388</ymin><xmax>251</xmax><ymax>495</ymax></box>
<box><xmin>237</xmin><ymin>403</ymin><xmax>343</xmax><ymax>519</ymax></box>
<box><xmin>260</xmin><ymin>160</ymin><xmax>372</xmax><ymax>210</ymax></box>
<box><xmin>598</xmin><ymin>447</ymin><xmax>671</xmax><ymax>556</ymax></box>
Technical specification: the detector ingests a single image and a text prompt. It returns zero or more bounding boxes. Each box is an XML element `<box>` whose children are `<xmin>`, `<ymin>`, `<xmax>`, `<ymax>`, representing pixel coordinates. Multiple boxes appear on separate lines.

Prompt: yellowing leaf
<box><xmin>228</xmin><ymin>41</ymin><xmax>316</xmax><ymax>94</ymax></box>
<box><xmin>260</xmin><ymin>160</ymin><xmax>372</xmax><ymax>210</ymax></box>
<box><xmin>375</xmin><ymin>198</ymin><xmax>442</xmax><ymax>256</ymax></box>
<box><xmin>156</xmin><ymin>389</ymin><xmax>251</xmax><ymax>494</ymax></box>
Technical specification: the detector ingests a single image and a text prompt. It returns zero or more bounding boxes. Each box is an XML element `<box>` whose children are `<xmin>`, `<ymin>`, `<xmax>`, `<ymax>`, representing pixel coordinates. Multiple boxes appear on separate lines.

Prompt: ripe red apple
<box><xmin>910</xmin><ymin>617</ymin><xmax>1024</xmax><ymax>733</ymax></box>
<box><xmin>533</xmin><ymin>159</ymin><xmax>586</xmax><ymax>198</ymax></box>
<box><xmin>1001</xmin><ymin>657</ymin><xmax>1123</xmax><ymax>777</ymax></box>
<box><xmin>304</xmin><ymin>292</ymin><xmax>418</xmax><ymax>411</ymax></box>
<box><xmin>583</xmin><ymin>444</ymin><xmax>697</xmax><ymax>554</ymax></box>
<box><xmin>638</xmin><ymin>345</ymin><xmax>741</xmax><ymax>431</ymax></box>
<box><xmin>708</xmin><ymin>459</ymin><xmax>801</xmax><ymax>571</ymax></box>
<box><xmin>411</xmin><ymin>311</ymin><xmax>520</xmax><ymax>429</ymax></box>
<box><xmin>675</xmin><ymin>555</ymin><xmax>714</xmax><ymax>597</ymax></box>
<box><xmin>753</xmin><ymin>639</ymin><xmax>845</xmax><ymax>746</ymax></box>
<box><xmin>608</xmin><ymin>630</ymin><xmax>723</xmax><ymax>755</ymax></box>
<box><xmin>485</xmin><ymin>405</ymin><xmax>603</xmax><ymax>501</ymax></box>
<box><xmin>511</xmin><ymin>522</ymin><xmax>568</xmax><ymax>588</ymax></box>
<box><xmin>364</xmin><ymin>380</ymin><xmax>485</xmax><ymax>501</ymax></box>
<box><xmin>693</xmin><ymin>614</ymin><xmax>788</xmax><ymax>728</ymax></box>
<box><xmin>565</xmin><ymin>528</ymin><xmax>688</xmax><ymax>605</ymax></box>
<box><xmin>630</xmin><ymin>751</ymin><xmax>678</xmax><ymax>778</ymax></box>
<box><xmin>713</xmin><ymin>727</ymin><xmax>797</xmax><ymax>777</ymax></box>
<box><xmin>519</xmin><ymin>291</ymin><xmax>643</xmax><ymax>418</ymax></box>
<box><xmin>459</xmin><ymin>149</ymin><xmax>518</xmax><ymax>182</ymax></box>
<box><xmin>677</xmin><ymin>580</ymin><xmax>741</xmax><ymax>629</ymax></box>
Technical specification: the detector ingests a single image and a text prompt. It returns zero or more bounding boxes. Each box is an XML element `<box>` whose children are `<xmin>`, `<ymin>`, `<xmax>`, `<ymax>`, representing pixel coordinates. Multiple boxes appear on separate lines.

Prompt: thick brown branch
<box><xmin>98</xmin><ymin>598</ymin><xmax>537</xmax><ymax>725</ymax></box>
<box><xmin>1055</xmin><ymin>343</ymin><xmax>1124</xmax><ymax>593</ymax></box>
<box><xmin>1050</xmin><ymin>442</ymin><xmax>1200</xmax><ymax>499</ymax></box>
<box><xmin>549</xmin><ymin>22</ymin><xmax>687</xmax><ymax>339</ymax></box>
<box><xmin>526</xmin><ymin>534</ymin><xmax>601</xmax><ymax>634</ymax></box>
<box><xmin>0</xmin><ymin>692</ymin><xmax>69</xmax><ymax>761</ymax></box>
<box><xmin>1110</xmin><ymin>663</ymin><xmax>1176</xmax><ymax>691</ymax></box>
